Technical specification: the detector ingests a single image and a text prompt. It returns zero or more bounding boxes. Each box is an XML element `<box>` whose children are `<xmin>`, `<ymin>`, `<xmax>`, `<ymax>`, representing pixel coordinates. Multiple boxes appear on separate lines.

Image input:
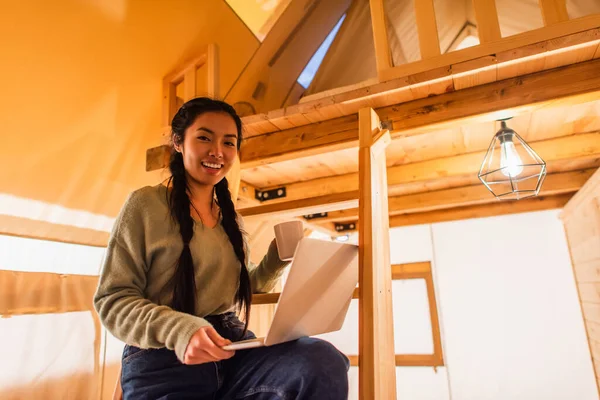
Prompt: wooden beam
<box><xmin>239</xmin><ymin>191</ymin><xmax>359</xmax><ymax>219</ymax></box>
<box><xmin>414</xmin><ymin>0</ymin><xmax>441</xmax><ymax>59</ymax></box>
<box><xmin>390</xmin><ymin>193</ymin><xmax>573</xmax><ymax>227</ymax></box>
<box><xmin>562</xmin><ymin>166</ymin><xmax>600</xmax><ymax>218</ymax></box>
<box><xmin>308</xmin><ymin>168</ymin><xmax>593</xmax><ymax>223</ymax></box>
<box><xmin>471</xmin><ymin>0</ymin><xmax>502</xmax><ymax>43</ymax></box>
<box><xmin>240</xmin><ymin>114</ymin><xmax>358</xmax><ymax>168</ymax></box>
<box><xmin>183</xmin><ymin>66</ymin><xmax>196</xmax><ymax>101</ymax></box>
<box><xmin>241</xmin><ymin>133</ymin><xmax>600</xmax><ymax>211</ymax></box>
<box><xmin>348</xmin><ymin>353</ymin><xmax>445</xmax><ymax>367</ymax></box>
<box><xmin>240</xmin><ymin>59</ymin><xmax>600</xmax><ymax>167</ymax></box>
<box><xmin>227</xmin><ymin>157</ymin><xmax>242</xmax><ymax>206</ymax></box>
<box><xmin>207</xmin><ymin>43</ymin><xmax>219</xmax><ymax>98</ymax></box>
<box><xmin>357</xmin><ymin>108</ymin><xmax>396</xmax><ymax>399</ymax></box>
<box><xmin>398</xmin><ymin>168</ymin><xmax>589</xmax><ymax>215</ymax></box>
<box><xmin>539</xmin><ymin>0</ymin><xmax>569</xmax><ymax>26</ymax></box>
<box><xmin>224</xmin><ymin>0</ymin><xmax>350</xmax><ymax>113</ymax></box>
<box><xmin>242</xmin><ymin>18</ymin><xmax>600</xmax><ymax>135</ymax></box>
<box><xmin>237</xmin><ymin>180</ymin><xmax>261</xmax><ymax>207</ymax></box>
<box><xmin>369</xmin><ymin>0</ymin><xmax>393</xmax><ymax>75</ymax></box>
<box><xmin>162</xmin><ymin>50</ymin><xmax>208</xmax><ymax>127</ymax></box>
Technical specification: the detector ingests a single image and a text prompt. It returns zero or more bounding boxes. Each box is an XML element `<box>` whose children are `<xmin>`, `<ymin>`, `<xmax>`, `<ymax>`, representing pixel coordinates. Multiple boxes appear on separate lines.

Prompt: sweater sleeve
<box><xmin>248</xmin><ymin>239</ymin><xmax>289</xmax><ymax>293</ymax></box>
<box><xmin>237</xmin><ymin>215</ymin><xmax>289</xmax><ymax>293</ymax></box>
<box><xmin>93</xmin><ymin>190</ymin><xmax>211</xmax><ymax>363</ymax></box>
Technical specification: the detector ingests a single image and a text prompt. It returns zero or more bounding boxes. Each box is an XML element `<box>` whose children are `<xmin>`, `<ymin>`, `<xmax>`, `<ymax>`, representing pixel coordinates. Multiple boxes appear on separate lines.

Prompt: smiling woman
<box><xmin>93</xmin><ymin>97</ymin><xmax>350</xmax><ymax>399</ymax></box>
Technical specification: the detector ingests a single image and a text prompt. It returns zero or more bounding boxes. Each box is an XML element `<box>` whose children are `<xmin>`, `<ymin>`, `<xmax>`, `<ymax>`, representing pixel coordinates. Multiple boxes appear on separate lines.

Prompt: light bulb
<box><xmin>500</xmin><ymin>138</ymin><xmax>523</xmax><ymax>177</ymax></box>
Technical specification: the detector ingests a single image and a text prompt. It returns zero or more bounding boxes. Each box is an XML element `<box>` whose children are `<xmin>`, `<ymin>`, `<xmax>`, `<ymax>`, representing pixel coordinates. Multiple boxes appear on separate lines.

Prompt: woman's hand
<box><xmin>183</xmin><ymin>326</ymin><xmax>235</xmax><ymax>365</ymax></box>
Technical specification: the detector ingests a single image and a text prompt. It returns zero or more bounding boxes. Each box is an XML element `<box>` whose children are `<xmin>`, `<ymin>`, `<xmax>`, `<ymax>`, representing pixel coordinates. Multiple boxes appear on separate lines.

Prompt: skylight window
<box><xmin>297</xmin><ymin>14</ymin><xmax>346</xmax><ymax>89</ymax></box>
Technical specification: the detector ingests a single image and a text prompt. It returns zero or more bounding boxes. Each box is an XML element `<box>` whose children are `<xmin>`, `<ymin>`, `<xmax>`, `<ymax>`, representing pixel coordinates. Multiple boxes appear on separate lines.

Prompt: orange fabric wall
<box><xmin>0</xmin><ymin>0</ymin><xmax>258</xmax><ymax>220</ymax></box>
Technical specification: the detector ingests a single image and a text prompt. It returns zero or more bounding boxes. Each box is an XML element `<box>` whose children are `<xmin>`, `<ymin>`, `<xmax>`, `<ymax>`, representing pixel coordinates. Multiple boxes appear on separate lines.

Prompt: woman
<box><xmin>94</xmin><ymin>97</ymin><xmax>350</xmax><ymax>399</ymax></box>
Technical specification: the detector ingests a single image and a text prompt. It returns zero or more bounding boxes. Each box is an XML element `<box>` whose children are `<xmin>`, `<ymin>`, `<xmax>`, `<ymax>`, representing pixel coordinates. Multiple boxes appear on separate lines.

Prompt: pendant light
<box><xmin>478</xmin><ymin>119</ymin><xmax>546</xmax><ymax>200</ymax></box>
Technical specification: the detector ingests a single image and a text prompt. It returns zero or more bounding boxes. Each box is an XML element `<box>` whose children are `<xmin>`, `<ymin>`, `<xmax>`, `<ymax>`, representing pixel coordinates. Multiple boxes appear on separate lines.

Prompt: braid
<box><xmin>167</xmin><ymin>97</ymin><xmax>250</xmax><ymax>333</ymax></box>
<box><xmin>215</xmin><ymin>177</ymin><xmax>252</xmax><ymax>339</ymax></box>
<box><xmin>167</xmin><ymin>151</ymin><xmax>197</xmax><ymax>314</ymax></box>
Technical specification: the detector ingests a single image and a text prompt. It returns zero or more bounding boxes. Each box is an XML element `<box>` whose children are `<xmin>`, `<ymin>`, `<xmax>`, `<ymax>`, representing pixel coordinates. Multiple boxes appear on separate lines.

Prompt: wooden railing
<box><xmin>366</xmin><ymin>0</ymin><xmax>600</xmax><ymax>84</ymax></box>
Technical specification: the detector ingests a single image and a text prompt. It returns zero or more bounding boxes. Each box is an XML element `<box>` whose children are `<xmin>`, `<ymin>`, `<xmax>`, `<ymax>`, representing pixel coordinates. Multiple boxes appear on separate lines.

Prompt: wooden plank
<box><xmin>358</xmin><ymin>108</ymin><xmax>396</xmax><ymax>399</ymax></box>
<box><xmin>240</xmin><ymin>59</ymin><xmax>600</xmax><ymax>166</ymax></box>
<box><xmin>426</xmin><ymin>274</ymin><xmax>444</xmax><ymax>367</ymax></box>
<box><xmin>379</xmin><ymin>14</ymin><xmax>600</xmax><ymax>81</ymax></box>
<box><xmin>296</xmin><ymin>168</ymin><xmax>589</xmax><ymax>227</ymax></box>
<box><xmin>242</xmin><ymin>133</ymin><xmax>600</xmax><ymax>208</ymax></box>
<box><xmin>563</xmin><ymin>166</ymin><xmax>600</xmax><ymax>217</ymax></box>
<box><xmin>369</xmin><ymin>0</ymin><xmax>393</xmax><ymax>74</ymax></box>
<box><xmin>226</xmin><ymin>157</ymin><xmax>241</xmax><ymax>206</ymax></box>
<box><xmin>414</xmin><ymin>0</ymin><xmax>441</xmax><ymax>59</ymax></box>
<box><xmin>207</xmin><ymin>43</ymin><xmax>219</xmax><ymax>98</ymax></box>
<box><xmin>384</xmin><ymin>169</ymin><xmax>589</xmax><ymax>214</ymax></box>
<box><xmin>586</xmin><ymin>320</ymin><xmax>600</xmax><ymax>342</ymax></box>
<box><xmin>237</xmin><ymin>180</ymin><xmax>260</xmax><ymax>207</ymax></box>
<box><xmin>240</xmin><ymin>114</ymin><xmax>359</xmax><ymax>168</ymax></box>
<box><xmin>395</xmin><ymin>354</ymin><xmax>444</xmax><ymax>367</ymax></box>
<box><xmin>242</xmin><ymin>20</ymin><xmax>600</xmax><ymax>137</ymax></box>
<box><xmin>571</xmin><ymin>235</ymin><xmax>600</xmax><ymax>265</ymax></box>
<box><xmin>239</xmin><ymin>191</ymin><xmax>359</xmax><ymax>219</ymax></box>
<box><xmin>347</xmin><ymin>354</ymin><xmax>444</xmax><ymax>367</ymax></box>
<box><xmin>392</xmin><ymin>262</ymin><xmax>431</xmax><ymax>279</ymax></box>
<box><xmin>539</xmin><ymin>0</ymin><xmax>570</xmax><ymax>26</ymax></box>
<box><xmin>471</xmin><ymin>0</ymin><xmax>502</xmax><ymax>43</ymax></box>
<box><xmin>389</xmin><ymin>193</ymin><xmax>573</xmax><ymax>227</ymax></box>
<box><xmin>382</xmin><ymin>59</ymin><xmax>600</xmax><ymax>138</ymax></box>
<box><xmin>224</xmin><ymin>0</ymin><xmax>350</xmax><ymax>113</ymax></box>
<box><xmin>162</xmin><ymin>79</ymin><xmax>178</xmax><ymax>128</ymax></box>
<box><xmin>583</xmin><ymin>302</ymin><xmax>600</xmax><ymax>324</ymax></box>
<box><xmin>574</xmin><ymin>258</ymin><xmax>600</xmax><ymax>283</ymax></box>
<box><xmin>579</xmin><ymin>283</ymin><xmax>600</xmax><ymax>304</ymax></box>
<box><xmin>184</xmin><ymin>66</ymin><xmax>196</xmax><ymax>101</ymax></box>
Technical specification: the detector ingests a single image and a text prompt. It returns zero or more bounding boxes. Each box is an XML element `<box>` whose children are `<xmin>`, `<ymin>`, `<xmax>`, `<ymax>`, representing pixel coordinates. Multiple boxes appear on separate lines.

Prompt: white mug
<box><xmin>274</xmin><ymin>221</ymin><xmax>304</xmax><ymax>261</ymax></box>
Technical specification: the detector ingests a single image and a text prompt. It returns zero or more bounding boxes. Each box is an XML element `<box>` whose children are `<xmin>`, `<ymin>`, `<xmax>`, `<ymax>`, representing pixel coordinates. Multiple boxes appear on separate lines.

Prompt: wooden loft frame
<box><xmin>232</xmin><ymin>7</ymin><xmax>600</xmax><ymax>397</ymax></box>
<box><xmin>348</xmin><ymin>262</ymin><xmax>444</xmax><ymax>367</ymax></box>
<box><xmin>252</xmin><ymin>261</ymin><xmax>444</xmax><ymax>368</ymax></box>
<box><xmin>161</xmin><ymin>43</ymin><xmax>219</xmax><ymax>128</ymax></box>
<box><xmin>146</xmin><ymin>44</ymin><xmax>220</xmax><ymax>173</ymax></box>
<box><xmin>240</xmin><ymin>41</ymin><xmax>600</xmax><ymax>167</ymax></box>
<box><xmin>240</xmin><ymin>107</ymin><xmax>398</xmax><ymax>398</ymax></box>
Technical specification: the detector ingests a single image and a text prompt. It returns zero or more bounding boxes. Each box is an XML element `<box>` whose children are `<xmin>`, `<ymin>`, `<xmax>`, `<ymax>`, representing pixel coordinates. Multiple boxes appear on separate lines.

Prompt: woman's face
<box><xmin>174</xmin><ymin>111</ymin><xmax>239</xmax><ymax>188</ymax></box>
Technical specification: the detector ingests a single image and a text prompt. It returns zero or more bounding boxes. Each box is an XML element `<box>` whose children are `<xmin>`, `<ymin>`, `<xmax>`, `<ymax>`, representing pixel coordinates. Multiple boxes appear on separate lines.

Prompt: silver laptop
<box><xmin>222</xmin><ymin>237</ymin><xmax>359</xmax><ymax>350</ymax></box>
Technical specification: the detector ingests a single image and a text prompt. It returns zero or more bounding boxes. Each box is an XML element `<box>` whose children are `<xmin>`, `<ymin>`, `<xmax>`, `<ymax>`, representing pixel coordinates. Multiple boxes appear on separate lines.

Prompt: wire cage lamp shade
<box><xmin>478</xmin><ymin>120</ymin><xmax>547</xmax><ymax>200</ymax></box>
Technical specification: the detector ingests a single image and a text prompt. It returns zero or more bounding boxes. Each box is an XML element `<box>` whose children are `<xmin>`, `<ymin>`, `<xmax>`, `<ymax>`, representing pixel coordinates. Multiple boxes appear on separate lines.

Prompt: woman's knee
<box><xmin>293</xmin><ymin>338</ymin><xmax>349</xmax><ymax>377</ymax></box>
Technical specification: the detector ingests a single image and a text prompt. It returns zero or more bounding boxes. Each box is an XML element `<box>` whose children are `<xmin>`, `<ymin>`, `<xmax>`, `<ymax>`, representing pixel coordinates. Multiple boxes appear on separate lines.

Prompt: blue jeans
<box><xmin>121</xmin><ymin>312</ymin><xmax>350</xmax><ymax>399</ymax></box>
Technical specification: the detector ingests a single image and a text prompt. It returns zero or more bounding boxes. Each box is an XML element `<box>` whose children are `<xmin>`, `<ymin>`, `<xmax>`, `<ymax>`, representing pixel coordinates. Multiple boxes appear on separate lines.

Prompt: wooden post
<box><xmin>369</xmin><ymin>0</ymin><xmax>393</xmax><ymax>76</ymax></box>
<box><xmin>414</xmin><ymin>0</ymin><xmax>441</xmax><ymax>59</ymax></box>
<box><xmin>538</xmin><ymin>0</ymin><xmax>569</xmax><ymax>26</ymax></box>
<box><xmin>183</xmin><ymin>66</ymin><xmax>196</xmax><ymax>102</ymax></box>
<box><xmin>207</xmin><ymin>43</ymin><xmax>220</xmax><ymax>98</ymax></box>
<box><xmin>358</xmin><ymin>108</ymin><xmax>396</xmax><ymax>399</ymax></box>
<box><xmin>227</xmin><ymin>156</ymin><xmax>242</xmax><ymax>206</ymax></box>
<box><xmin>472</xmin><ymin>0</ymin><xmax>502</xmax><ymax>43</ymax></box>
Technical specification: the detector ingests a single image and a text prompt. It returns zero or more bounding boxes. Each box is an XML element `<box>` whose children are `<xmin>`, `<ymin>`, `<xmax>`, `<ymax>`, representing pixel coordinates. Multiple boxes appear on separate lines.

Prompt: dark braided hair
<box><xmin>167</xmin><ymin>97</ymin><xmax>251</xmax><ymax>338</ymax></box>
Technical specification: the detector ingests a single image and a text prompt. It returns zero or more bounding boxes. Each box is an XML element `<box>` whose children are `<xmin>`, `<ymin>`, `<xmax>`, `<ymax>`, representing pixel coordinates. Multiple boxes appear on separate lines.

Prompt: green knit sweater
<box><xmin>93</xmin><ymin>184</ymin><xmax>287</xmax><ymax>362</ymax></box>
